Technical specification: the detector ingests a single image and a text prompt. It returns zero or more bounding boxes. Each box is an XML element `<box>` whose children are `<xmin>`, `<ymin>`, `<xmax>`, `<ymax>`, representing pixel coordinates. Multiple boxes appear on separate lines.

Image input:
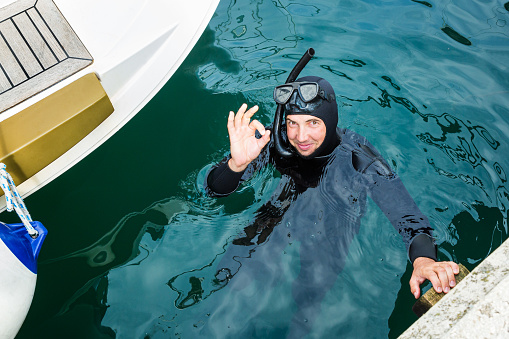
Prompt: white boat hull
<box><xmin>0</xmin><ymin>0</ymin><xmax>220</xmax><ymax>210</ymax></box>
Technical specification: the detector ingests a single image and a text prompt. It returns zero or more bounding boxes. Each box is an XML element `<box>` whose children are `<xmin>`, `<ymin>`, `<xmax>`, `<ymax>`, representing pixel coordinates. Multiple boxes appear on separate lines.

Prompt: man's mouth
<box><xmin>296</xmin><ymin>143</ymin><xmax>312</xmax><ymax>151</ymax></box>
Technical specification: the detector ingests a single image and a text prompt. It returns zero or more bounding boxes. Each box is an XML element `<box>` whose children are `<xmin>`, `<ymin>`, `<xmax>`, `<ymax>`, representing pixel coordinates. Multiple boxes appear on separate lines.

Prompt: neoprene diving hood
<box><xmin>284</xmin><ymin>75</ymin><xmax>338</xmax><ymax>159</ymax></box>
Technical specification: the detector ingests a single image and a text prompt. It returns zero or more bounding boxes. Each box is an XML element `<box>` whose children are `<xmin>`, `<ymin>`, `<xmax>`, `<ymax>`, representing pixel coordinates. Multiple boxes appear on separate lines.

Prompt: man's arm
<box><xmin>354</xmin><ymin>137</ymin><xmax>459</xmax><ymax>298</ymax></box>
<box><xmin>205</xmin><ymin>104</ymin><xmax>270</xmax><ymax>197</ymax></box>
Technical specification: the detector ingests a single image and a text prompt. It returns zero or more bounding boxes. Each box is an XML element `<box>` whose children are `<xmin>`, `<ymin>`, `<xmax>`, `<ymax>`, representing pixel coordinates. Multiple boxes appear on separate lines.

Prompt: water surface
<box><xmin>8</xmin><ymin>0</ymin><xmax>509</xmax><ymax>338</ymax></box>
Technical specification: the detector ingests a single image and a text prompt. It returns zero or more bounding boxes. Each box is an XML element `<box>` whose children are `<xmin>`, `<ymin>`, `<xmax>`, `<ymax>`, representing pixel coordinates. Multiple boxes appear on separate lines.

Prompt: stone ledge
<box><xmin>399</xmin><ymin>238</ymin><xmax>509</xmax><ymax>338</ymax></box>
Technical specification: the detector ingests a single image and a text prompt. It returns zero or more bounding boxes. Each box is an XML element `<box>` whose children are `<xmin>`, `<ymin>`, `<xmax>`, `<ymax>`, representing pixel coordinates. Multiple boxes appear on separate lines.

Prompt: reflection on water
<box><xmin>167</xmin><ymin>238</ymin><xmax>230</xmax><ymax>310</ymax></box>
<box><xmin>443</xmin><ymin>203</ymin><xmax>507</xmax><ymax>265</ymax></box>
<box><xmin>198</xmin><ymin>0</ymin><xmax>299</xmax><ymax>92</ymax></box>
<box><xmin>441</xmin><ymin>26</ymin><xmax>472</xmax><ymax>46</ymax></box>
<box><xmin>12</xmin><ymin>0</ymin><xmax>509</xmax><ymax>338</ymax></box>
<box><xmin>347</xmin><ymin>75</ymin><xmax>504</xmax><ymax>202</ymax></box>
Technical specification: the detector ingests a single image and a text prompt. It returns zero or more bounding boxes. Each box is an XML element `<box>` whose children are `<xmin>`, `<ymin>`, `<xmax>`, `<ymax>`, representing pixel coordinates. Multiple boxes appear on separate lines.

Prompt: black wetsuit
<box><xmin>205</xmin><ymin>127</ymin><xmax>436</xmax><ymax>336</ymax></box>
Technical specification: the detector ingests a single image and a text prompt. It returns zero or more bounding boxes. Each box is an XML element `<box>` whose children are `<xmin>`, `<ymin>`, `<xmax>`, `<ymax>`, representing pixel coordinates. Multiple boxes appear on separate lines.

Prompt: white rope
<box><xmin>0</xmin><ymin>163</ymin><xmax>38</xmax><ymax>238</ymax></box>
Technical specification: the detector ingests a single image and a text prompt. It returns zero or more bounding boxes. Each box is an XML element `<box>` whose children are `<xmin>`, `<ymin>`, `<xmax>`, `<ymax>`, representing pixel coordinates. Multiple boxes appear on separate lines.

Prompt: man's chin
<box><xmin>297</xmin><ymin>150</ymin><xmax>313</xmax><ymax>157</ymax></box>
<box><xmin>292</xmin><ymin>146</ymin><xmax>316</xmax><ymax>158</ymax></box>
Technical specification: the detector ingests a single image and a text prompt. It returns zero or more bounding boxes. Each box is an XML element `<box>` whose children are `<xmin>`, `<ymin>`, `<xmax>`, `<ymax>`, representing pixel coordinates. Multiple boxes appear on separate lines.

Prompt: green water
<box><xmin>6</xmin><ymin>0</ymin><xmax>509</xmax><ymax>337</ymax></box>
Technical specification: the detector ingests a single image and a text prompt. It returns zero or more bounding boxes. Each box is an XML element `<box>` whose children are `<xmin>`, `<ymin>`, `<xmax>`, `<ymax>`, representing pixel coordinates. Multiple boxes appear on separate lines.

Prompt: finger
<box><xmin>427</xmin><ymin>271</ymin><xmax>443</xmax><ymax>294</ymax></box>
<box><xmin>450</xmin><ymin>261</ymin><xmax>460</xmax><ymax>275</ymax></box>
<box><xmin>250</xmin><ymin>119</ymin><xmax>266</xmax><ymax>136</ymax></box>
<box><xmin>435</xmin><ymin>265</ymin><xmax>451</xmax><ymax>293</ymax></box>
<box><xmin>235</xmin><ymin>103</ymin><xmax>247</xmax><ymax>125</ymax></box>
<box><xmin>443</xmin><ymin>264</ymin><xmax>454</xmax><ymax>288</ymax></box>
<box><xmin>242</xmin><ymin>105</ymin><xmax>259</xmax><ymax>123</ymax></box>
<box><xmin>227</xmin><ymin>111</ymin><xmax>234</xmax><ymax>130</ymax></box>
<box><xmin>263</xmin><ymin>129</ymin><xmax>271</xmax><ymax>140</ymax></box>
<box><xmin>258</xmin><ymin>130</ymin><xmax>271</xmax><ymax>148</ymax></box>
<box><xmin>409</xmin><ymin>276</ymin><xmax>421</xmax><ymax>299</ymax></box>
<box><xmin>445</xmin><ymin>262</ymin><xmax>459</xmax><ymax>287</ymax></box>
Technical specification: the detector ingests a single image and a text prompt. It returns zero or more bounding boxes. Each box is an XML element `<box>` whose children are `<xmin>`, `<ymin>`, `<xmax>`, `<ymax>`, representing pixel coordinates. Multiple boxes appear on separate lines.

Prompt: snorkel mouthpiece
<box><xmin>273</xmin><ymin>48</ymin><xmax>315</xmax><ymax>158</ymax></box>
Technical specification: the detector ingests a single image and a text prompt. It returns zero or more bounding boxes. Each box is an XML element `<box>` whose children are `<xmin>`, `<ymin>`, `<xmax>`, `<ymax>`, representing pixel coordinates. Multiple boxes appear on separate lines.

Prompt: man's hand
<box><xmin>227</xmin><ymin>104</ymin><xmax>271</xmax><ymax>172</ymax></box>
<box><xmin>410</xmin><ymin>257</ymin><xmax>460</xmax><ymax>299</ymax></box>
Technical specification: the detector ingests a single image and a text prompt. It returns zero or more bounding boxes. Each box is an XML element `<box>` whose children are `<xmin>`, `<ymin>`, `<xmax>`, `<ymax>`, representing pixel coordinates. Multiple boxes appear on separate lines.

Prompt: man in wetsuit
<box><xmin>205</xmin><ymin>76</ymin><xmax>459</xmax><ymax>335</ymax></box>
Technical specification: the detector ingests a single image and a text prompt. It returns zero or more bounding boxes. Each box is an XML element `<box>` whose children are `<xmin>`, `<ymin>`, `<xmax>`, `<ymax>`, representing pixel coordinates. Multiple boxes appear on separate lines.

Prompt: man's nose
<box><xmin>297</xmin><ymin>126</ymin><xmax>308</xmax><ymax>142</ymax></box>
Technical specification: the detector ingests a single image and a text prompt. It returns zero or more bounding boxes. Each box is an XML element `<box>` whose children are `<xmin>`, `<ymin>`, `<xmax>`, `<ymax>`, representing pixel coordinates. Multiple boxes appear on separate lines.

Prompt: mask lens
<box><xmin>299</xmin><ymin>83</ymin><xmax>319</xmax><ymax>102</ymax></box>
<box><xmin>274</xmin><ymin>85</ymin><xmax>294</xmax><ymax>104</ymax></box>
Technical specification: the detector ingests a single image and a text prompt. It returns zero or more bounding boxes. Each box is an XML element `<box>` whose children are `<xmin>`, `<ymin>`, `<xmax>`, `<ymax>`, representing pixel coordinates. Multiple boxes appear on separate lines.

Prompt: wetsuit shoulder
<box><xmin>339</xmin><ymin>129</ymin><xmax>395</xmax><ymax>178</ymax></box>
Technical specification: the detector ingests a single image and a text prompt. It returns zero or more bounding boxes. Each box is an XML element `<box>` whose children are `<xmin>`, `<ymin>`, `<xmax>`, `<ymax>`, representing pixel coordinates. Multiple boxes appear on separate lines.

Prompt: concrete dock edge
<box><xmin>398</xmin><ymin>239</ymin><xmax>509</xmax><ymax>338</ymax></box>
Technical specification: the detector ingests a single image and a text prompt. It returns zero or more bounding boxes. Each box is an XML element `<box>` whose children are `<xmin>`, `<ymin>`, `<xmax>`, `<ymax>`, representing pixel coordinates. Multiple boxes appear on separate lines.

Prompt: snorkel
<box><xmin>273</xmin><ymin>48</ymin><xmax>315</xmax><ymax>158</ymax></box>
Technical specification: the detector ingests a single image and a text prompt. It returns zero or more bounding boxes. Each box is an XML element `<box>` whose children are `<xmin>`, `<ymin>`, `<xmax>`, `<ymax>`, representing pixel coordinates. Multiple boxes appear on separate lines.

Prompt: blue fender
<box><xmin>0</xmin><ymin>221</ymin><xmax>47</xmax><ymax>274</ymax></box>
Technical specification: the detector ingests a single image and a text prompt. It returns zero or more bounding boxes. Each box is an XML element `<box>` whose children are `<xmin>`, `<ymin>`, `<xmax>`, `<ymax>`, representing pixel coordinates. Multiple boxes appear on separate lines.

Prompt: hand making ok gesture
<box><xmin>227</xmin><ymin>104</ymin><xmax>271</xmax><ymax>172</ymax></box>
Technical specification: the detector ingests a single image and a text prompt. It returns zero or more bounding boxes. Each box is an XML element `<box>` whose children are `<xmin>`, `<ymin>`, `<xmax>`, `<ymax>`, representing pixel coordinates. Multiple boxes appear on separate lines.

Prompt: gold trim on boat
<box><xmin>0</xmin><ymin>73</ymin><xmax>113</xmax><ymax>185</ymax></box>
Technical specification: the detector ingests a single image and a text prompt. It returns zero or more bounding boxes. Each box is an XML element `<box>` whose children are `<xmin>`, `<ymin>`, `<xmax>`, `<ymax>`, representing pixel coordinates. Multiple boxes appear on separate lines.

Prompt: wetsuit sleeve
<box><xmin>369</xmin><ymin>175</ymin><xmax>438</xmax><ymax>263</ymax></box>
<box><xmin>206</xmin><ymin>158</ymin><xmax>245</xmax><ymax>197</ymax></box>
<box><xmin>408</xmin><ymin>233</ymin><xmax>437</xmax><ymax>263</ymax></box>
<box><xmin>350</xmin><ymin>137</ymin><xmax>437</xmax><ymax>263</ymax></box>
<box><xmin>205</xmin><ymin>141</ymin><xmax>272</xmax><ymax>198</ymax></box>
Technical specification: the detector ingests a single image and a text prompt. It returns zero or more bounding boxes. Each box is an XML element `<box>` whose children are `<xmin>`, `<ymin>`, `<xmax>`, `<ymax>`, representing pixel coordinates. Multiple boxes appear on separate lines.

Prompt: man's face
<box><xmin>286</xmin><ymin>114</ymin><xmax>326</xmax><ymax>157</ymax></box>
